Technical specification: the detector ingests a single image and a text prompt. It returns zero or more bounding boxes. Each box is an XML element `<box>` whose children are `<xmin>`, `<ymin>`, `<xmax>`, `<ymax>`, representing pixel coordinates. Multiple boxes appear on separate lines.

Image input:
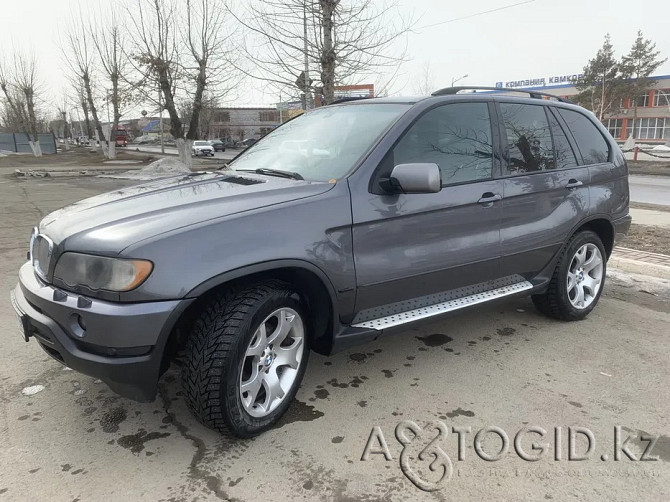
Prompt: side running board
<box><xmin>352</xmin><ymin>279</ymin><xmax>533</xmax><ymax>330</ymax></box>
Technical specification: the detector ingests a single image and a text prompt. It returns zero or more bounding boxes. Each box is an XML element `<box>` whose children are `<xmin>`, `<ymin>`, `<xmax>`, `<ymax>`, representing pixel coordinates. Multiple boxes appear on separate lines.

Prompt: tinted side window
<box><xmin>500</xmin><ymin>103</ymin><xmax>554</xmax><ymax>174</ymax></box>
<box><xmin>548</xmin><ymin>109</ymin><xmax>579</xmax><ymax>169</ymax></box>
<box><xmin>556</xmin><ymin>108</ymin><xmax>610</xmax><ymax>164</ymax></box>
<box><xmin>392</xmin><ymin>102</ymin><xmax>493</xmax><ymax>185</ymax></box>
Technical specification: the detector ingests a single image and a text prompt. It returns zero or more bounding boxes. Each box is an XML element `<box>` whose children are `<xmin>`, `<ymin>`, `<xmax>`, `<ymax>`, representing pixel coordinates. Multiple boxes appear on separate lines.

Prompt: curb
<box><xmin>609</xmin><ymin>248</ymin><xmax>670</xmax><ymax>280</ymax></box>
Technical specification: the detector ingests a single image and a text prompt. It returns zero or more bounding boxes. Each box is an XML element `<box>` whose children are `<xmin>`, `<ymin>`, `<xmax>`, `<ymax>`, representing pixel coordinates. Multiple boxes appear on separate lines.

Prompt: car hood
<box><xmin>40</xmin><ymin>171</ymin><xmax>334</xmax><ymax>254</ymax></box>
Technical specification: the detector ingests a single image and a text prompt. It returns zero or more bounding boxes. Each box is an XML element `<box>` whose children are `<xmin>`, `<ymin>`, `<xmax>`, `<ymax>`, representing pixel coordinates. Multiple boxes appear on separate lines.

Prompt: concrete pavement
<box><xmin>630</xmin><ymin>207</ymin><xmax>670</xmax><ymax>228</ymax></box>
<box><xmin>0</xmin><ymin>174</ymin><xmax>668</xmax><ymax>501</ymax></box>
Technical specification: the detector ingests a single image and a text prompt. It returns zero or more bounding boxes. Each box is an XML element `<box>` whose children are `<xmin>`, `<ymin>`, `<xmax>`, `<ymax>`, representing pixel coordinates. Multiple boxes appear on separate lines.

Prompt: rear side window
<box><xmin>547</xmin><ymin>109</ymin><xmax>579</xmax><ymax>169</ymax></box>
<box><xmin>556</xmin><ymin>108</ymin><xmax>610</xmax><ymax>164</ymax></box>
<box><xmin>391</xmin><ymin>102</ymin><xmax>493</xmax><ymax>185</ymax></box>
<box><xmin>499</xmin><ymin>103</ymin><xmax>555</xmax><ymax>174</ymax></box>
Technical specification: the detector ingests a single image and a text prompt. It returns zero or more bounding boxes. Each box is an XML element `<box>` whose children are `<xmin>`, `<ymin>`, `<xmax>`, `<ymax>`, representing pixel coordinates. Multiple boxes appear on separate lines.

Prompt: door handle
<box><xmin>566</xmin><ymin>179</ymin><xmax>583</xmax><ymax>189</ymax></box>
<box><xmin>477</xmin><ymin>192</ymin><xmax>502</xmax><ymax>205</ymax></box>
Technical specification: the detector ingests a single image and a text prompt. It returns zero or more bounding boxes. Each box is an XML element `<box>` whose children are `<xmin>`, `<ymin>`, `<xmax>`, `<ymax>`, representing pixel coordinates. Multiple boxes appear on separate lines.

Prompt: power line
<box><xmin>418</xmin><ymin>0</ymin><xmax>536</xmax><ymax>30</ymax></box>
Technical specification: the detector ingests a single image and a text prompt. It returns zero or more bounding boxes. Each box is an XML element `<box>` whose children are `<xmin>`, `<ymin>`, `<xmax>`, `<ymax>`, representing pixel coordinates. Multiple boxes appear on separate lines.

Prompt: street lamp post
<box><xmin>451</xmin><ymin>74</ymin><xmax>469</xmax><ymax>86</ymax></box>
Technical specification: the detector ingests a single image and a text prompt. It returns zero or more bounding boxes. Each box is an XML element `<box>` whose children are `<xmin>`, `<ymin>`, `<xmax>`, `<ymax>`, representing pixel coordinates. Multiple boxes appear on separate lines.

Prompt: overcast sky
<box><xmin>1</xmin><ymin>0</ymin><xmax>669</xmax><ymax>115</ymax></box>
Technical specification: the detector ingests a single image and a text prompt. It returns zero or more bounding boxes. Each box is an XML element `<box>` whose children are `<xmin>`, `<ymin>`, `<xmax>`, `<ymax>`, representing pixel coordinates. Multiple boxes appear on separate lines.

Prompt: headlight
<box><xmin>53</xmin><ymin>253</ymin><xmax>153</xmax><ymax>292</ymax></box>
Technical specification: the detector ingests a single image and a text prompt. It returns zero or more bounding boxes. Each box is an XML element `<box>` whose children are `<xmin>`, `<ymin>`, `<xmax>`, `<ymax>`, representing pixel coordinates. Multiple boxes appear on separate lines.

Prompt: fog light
<box><xmin>77</xmin><ymin>315</ymin><xmax>87</xmax><ymax>331</ymax></box>
<box><xmin>69</xmin><ymin>314</ymin><xmax>87</xmax><ymax>338</ymax></box>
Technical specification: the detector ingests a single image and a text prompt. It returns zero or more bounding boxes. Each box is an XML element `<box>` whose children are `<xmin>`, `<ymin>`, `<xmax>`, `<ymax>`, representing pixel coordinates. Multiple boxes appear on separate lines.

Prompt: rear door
<box><xmin>349</xmin><ymin>101</ymin><xmax>504</xmax><ymax>312</ymax></box>
<box><xmin>497</xmin><ymin>102</ymin><xmax>592</xmax><ymax>278</ymax></box>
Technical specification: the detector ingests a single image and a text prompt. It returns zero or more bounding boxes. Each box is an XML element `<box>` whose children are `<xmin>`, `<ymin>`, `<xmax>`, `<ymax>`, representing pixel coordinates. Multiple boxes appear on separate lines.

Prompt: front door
<box><xmin>350</xmin><ymin>101</ymin><xmax>505</xmax><ymax>313</ymax></box>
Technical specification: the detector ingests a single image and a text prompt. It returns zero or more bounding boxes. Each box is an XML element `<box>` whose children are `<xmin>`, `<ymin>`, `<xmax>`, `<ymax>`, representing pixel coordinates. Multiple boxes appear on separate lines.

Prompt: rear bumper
<box><xmin>11</xmin><ymin>262</ymin><xmax>192</xmax><ymax>401</ymax></box>
<box><xmin>613</xmin><ymin>213</ymin><xmax>633</xmax><ymax>247</ymax></box>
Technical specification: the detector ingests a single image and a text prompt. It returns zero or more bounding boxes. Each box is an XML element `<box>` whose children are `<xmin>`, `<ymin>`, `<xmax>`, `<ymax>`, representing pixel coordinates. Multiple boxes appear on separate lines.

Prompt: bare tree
<box><xmin>61</xmin><ymin>12</ymin><xmax>109</xmax><ymax>156</ymax></box>
<box><xmin>0</xmin><ymin>60</ymin><xmax>28</xmax><ymax>132</ymax></box>
<box><xmin>413</xmin><ymin>62</ymin><xmax>435</xmax><ymax>96</ymax></box>
<box><xmin>129</xmin><ymin>0</ymin><xmax>238</xmax><ymax>165</ymax></box>
<box><xmin>91</xmin><ymin>10</ymin><xmax>132</xmax><ymax>159</ymax></box>
<box><xmin>234</xmin><ymin>0</ymin><xmax>413</xmax><ymax>106</ymax></box>
<box><xmin>0</xmin><ymin>53</ymin><xmax>44</xmax><ymax>156</ymax></box>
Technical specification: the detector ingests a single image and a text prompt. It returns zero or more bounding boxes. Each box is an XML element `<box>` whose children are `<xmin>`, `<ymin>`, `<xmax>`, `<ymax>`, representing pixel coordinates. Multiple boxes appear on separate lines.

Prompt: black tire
<box><xmin>181</xmin><ymin>280</ymin><xmax>310</xmax><ymax>437</ymax></box>
<box><xmin>532</xmin><ymin>230</ymin><xmax>606</xmax><ymax>321</ymax></box>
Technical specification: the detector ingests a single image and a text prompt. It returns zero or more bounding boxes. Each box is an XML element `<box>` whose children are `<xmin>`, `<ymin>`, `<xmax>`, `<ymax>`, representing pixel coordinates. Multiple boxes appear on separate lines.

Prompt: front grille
<box><xmin>31</xmin><ymin>234</ymin><xmax>54</xmax><ymax>280</ymax></box>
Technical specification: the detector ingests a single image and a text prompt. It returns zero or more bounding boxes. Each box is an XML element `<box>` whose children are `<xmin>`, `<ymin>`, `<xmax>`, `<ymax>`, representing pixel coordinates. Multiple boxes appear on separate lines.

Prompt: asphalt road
<box><xmin>0</xmin><ymin>172</ymin><xmax>669</xmax><ymax>501</ymax></box>
<box><xmin>629</xmin><ymin>174</ymin><xmax>670</xmax><ymax>206</ymax></box>
<box><xmin>131</xmin><ymin>144</ymin><xmax>240</xmax><ymax>163</ymax></box>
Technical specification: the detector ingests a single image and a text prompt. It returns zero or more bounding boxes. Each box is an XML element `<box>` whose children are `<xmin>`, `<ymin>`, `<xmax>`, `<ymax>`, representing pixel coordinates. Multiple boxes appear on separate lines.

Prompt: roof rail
<box><xmin>431</xmin><ymin>86</ymin><xmax>572</xmax><ymax>103</ymax></box>
<box><xmin>329</xmin><ymin>96</ymin><xmax>371</xmax><ymax>105</ymax></box>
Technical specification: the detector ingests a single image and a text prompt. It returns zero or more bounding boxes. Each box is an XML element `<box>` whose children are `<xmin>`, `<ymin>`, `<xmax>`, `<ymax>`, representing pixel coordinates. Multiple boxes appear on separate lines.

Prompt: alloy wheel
<box><xmin>567</xmin><ymin>243</ymin><xmax>603</xmax><ymax>309</ymax></box>
<box><xmin>239</xmin><ymin>308</ymin><xmax>305</xmax><ymax>418</ymax></box>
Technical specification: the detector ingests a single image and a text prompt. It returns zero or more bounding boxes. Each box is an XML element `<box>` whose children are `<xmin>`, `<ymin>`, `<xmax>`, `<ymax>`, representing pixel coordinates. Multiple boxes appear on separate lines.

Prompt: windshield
<box><xmin>194</xmin><ymin>141</ymin><xmax>208</xmax><ymax>146</ymax></box>
<box><xmin>230</xmin><ymin>103</ymin><xmax>410</xmax><ymax>181</ymax></box>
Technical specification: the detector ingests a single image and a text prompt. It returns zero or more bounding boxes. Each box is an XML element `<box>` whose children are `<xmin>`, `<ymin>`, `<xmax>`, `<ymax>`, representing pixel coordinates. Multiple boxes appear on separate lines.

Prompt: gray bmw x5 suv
<box><xmin>11</xmin><ymin>87</ymin><xmax>631</xmax><ymax>437</ymax></box>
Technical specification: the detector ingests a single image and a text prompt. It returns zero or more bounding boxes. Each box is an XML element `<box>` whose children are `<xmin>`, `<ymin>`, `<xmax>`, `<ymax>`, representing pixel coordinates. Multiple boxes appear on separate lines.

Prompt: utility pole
<box><xmin>303</xmin><ymin>0</ymin><xmax>311</xmax><ymax>110</ymax></box>
<box><xmin>158</xmin><ymin>88</ymin><xmax>165</xmax><ymax>154</ymax></box>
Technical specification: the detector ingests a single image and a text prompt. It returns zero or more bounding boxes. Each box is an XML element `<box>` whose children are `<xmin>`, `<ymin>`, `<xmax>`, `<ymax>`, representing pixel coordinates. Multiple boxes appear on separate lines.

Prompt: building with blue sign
<box><xmin>495</xmin><ymin>74</ymin><xmax>670</xmax><ymax>144</ymax></box>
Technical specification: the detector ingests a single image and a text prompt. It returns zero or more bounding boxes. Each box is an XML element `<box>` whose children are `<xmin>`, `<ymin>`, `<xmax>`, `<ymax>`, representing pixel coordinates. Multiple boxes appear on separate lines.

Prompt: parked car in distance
<box><xmin>192</xmin><ymin>140</ymin><xmax>214</xmax><ymax>156</ymax></box>
<box><xmin>12</xmin><ymin>86</ymin><xmax>631</xmax><ymax>439</ymax></box>
<box><xmin>209</xmin><ymin>139</ymin><xmax>226</xmax><ymax>152</ymax></box>
<box><xmin>238</xmin><ymin>138</ymin><xmax>257</xmax><ymax>149</ymax></box>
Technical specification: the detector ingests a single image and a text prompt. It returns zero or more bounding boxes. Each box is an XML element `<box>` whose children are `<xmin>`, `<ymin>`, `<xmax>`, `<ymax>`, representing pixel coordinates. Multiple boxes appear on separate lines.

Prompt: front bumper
<box><xmin>11</xmin><ymin>262</ymin><xmax>191</xmax><ymax>401</ymax></box>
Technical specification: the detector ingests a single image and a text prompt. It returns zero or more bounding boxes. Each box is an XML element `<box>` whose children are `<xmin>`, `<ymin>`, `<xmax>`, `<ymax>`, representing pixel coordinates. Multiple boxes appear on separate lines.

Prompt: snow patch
<box><xmin>22</xmin><ymin>385</ymin><xmax>45</xmax><ymax>396</ymax></box>
<box><xmin>607</xmin><ymin>268</ymin><xmax>670</xmax><ymax>294</ymax></box>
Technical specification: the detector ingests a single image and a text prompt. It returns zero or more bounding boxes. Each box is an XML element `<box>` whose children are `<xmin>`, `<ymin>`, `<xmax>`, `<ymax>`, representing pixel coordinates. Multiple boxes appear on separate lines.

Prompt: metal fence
<box><xmin>0</xmin><ymin>132</ymin><xmax>57</xmax><ymax>154</ymax></box>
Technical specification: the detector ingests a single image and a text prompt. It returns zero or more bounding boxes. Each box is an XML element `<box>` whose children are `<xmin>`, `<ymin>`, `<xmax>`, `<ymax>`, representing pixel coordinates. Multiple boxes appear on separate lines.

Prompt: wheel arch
<box><xmin>573</xmin><ymin>215</ymin><xmax>615</xmax><ymax>258</ymax></box>
<box><xmin>159</xmin><ymin>261</ymin><xmax>340</xmax><ymax>373</ymax></box>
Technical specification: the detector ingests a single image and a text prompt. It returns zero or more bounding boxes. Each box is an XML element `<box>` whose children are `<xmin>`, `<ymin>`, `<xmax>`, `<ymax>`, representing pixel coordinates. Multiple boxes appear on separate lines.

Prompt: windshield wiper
<box><xmin>237</xmin><ymin>168</ymin><xmax>304</xmax><ymax>180</ymax></box>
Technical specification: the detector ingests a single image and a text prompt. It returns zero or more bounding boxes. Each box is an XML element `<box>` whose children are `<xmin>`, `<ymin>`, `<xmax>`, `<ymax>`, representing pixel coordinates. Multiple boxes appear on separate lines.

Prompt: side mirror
<box><xmin>381</xmin><ymin>163</ymin><xmax>442</xmax><ymax>194</ymax></box>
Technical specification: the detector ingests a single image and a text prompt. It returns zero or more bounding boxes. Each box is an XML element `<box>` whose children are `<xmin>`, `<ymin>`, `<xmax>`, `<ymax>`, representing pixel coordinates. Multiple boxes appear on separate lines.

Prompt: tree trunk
<box><xmin>108</xmin><ymin>75</ymin><xmax>120</xmax><ymax>160</ymax></box>
<box><xmin>62</xmin><ymin>120</ymin><xmax>71</xmax><ymax>151</ymax></box>
<box><xmin>157</xmin><ymin>69</ymin><xmax>192</xmax><ymax>168</ymax></box>
<box><xmin>23</xmin><ymin>88</ymin><xmax>42</xmax><ymax>157</ymax></box>
<box><xmin>599</xmin><ymin>71</ymin><xmax>606</xmax><ymax>121</ymax></box>
<box><xmin>319</xmin><ymin>0</ymin><xmax>337</xmax><ymax>105</ymax></box>
<box><xmin>83</xmin><ymin>73</ymin><xmax>109</xmax><ymax>158</ymax></box>
<box><xmin>186</xmin><ymin>64</ymin><xmax>206</xmax><ymax>142</ymax></box>
<box><xmin>80</xmin><ymin>96</ymin><xmax>94</xmax><ymax>146</ymax></box>
<box><xmin>175</xmin><ymin>138</ymin><xmax>193</xmax><ymax>166</ymax></box>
